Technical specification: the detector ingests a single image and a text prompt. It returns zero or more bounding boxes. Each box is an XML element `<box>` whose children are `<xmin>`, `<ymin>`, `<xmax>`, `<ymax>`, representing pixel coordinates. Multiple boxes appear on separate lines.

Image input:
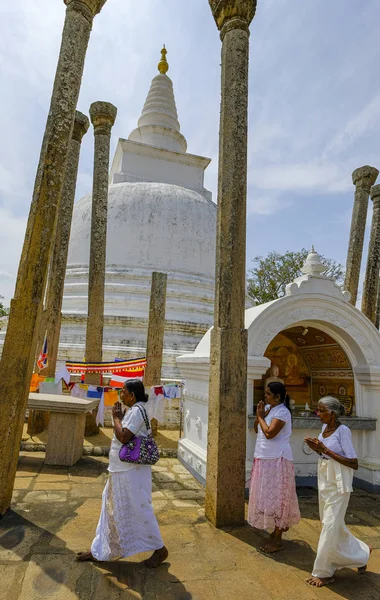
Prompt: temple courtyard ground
<box><xmin>1</xmin><ymin>453</ymin><xmax>380</xmax><ymax>600</ymax></box>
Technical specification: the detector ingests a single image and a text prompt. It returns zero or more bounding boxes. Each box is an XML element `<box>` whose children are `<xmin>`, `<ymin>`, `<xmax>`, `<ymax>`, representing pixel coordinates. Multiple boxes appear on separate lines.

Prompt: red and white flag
<box><xmin>37</xmin><ymin>334</ymin><xmax>48</xmax><ymax>371</ymax></box>
<box><xmin>109</xmin><ymin>368</ymin><xmax>145</xmax><ymax>387</ymax></box>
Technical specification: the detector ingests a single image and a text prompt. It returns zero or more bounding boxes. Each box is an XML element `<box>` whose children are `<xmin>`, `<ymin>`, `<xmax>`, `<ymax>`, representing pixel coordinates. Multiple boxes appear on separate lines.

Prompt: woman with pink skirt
<box><xmin>248</xmin><ymin>381</ymin><xmax>300</xmax><ymax>553</ymax></box>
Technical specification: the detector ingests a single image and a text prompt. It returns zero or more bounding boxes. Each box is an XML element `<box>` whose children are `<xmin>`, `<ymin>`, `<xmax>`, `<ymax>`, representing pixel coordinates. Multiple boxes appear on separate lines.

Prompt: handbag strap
<box><xmin>134</xmin><ymin>403</ymin><xmax>152</xmax><ymax>434</ymax></box>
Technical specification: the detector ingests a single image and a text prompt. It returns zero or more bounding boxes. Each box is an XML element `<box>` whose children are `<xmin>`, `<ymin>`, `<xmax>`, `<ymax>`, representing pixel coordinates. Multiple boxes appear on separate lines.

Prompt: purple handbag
<box><xmin>119</xmin><ymin>404</ymin><xmax>160</xmax><ymax>465</ymax></box>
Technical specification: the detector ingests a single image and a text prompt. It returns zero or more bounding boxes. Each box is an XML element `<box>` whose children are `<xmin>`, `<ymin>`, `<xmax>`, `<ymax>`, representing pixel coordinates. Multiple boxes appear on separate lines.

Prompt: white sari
<box><xmin>91</xmin><ymin>466</ymin><xmax>163</xmax><ymax>561</ymax></box>
<box><xmin>312</xmin><ymin>458</ymin><xmax>370</xmax><ymax>578</ymax></box>
<box><xmin>91</xmin><ymin>404</ymin><xmax>163</xmax><ymax>561</ymax></box>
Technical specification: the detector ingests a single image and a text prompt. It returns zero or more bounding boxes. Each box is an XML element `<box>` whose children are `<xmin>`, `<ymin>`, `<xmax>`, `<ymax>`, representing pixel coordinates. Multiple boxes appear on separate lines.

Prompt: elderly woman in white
<box><xmin>304</xmin><ymin>396</ymin><xmax>371</xmax><ymax>587</ymax></box>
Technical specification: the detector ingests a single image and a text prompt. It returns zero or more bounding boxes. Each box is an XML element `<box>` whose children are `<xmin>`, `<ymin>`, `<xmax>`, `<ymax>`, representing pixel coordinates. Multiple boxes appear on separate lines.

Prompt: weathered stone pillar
<box><xmin>85</xmin><ymin>101</ymin><xmax>117</xmax><ymax>387</ymax></box>
<box><xmin>46</xmin><ymin>111</ymin><xmax>90</xmax><ymax>378</ymax></box>
<box><xmin>205</xmin><ymin>1</ymin><xmax>256</xmax><ymax>528</ymax></box>
<box><xmin>376</xmin><ymin>283</ymin><xmax>380</xmax><ymax>330</ymax></box>
<box><xmin>28</xmin><ymin>112</ymin><xmax>89</xmax><ymax>436</ymax></box>
<box><xmin>144</xmin><ymin>272</ymin><xmax>168</xmax><ymax>435</ymax></box>
<box><xmin>362</xmin><ymin>185</ymin><xmax>380</xmax><ymax>323</ymax></box>
<box><xmin>345</xmin><ymin>166</ymin><xmax>379</xmax><ymax>305</ymax></box>
<box><xmin>0</xmin><ymin>0</ymin><xmax>107</xmax><ymax>517</ymax></box>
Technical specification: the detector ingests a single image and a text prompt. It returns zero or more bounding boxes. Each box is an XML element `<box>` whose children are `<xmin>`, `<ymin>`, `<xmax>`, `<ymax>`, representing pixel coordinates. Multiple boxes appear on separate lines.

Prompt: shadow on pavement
<box><xmin>0</xmin><ymin>509</ymin><xmax>190</xmax><ymax>599</ymax></box>
<box><xmin>226</xmin><ymin>523</ymin><xmax>380</xmax><ymax>600</ymax></box>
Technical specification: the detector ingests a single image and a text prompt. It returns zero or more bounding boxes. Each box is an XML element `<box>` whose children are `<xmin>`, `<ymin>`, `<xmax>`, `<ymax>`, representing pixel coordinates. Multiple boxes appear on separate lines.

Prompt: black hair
<box><xmin>267</xmin><ymin>381</ymin><xmax>290</xmax><ymax>411</ymax></box>
<box><xmin>124</xmin><ymin>379</ymin><xmax>149</xmax><ymax>403</ymax></box>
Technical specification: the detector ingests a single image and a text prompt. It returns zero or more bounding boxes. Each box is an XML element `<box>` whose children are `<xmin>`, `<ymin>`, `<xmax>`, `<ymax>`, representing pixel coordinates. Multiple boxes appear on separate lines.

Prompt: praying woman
<box><xmin>305</xmin><ymin>396</ymin><xmax>371</xmax><ymax>588</ymax></box>
<box><xmin>76</xmin><ymin>379</ymin><xmax>168</xmax><ymax>567</ymax></box>
<box><xmin>248</xmin><ymin>381</ymin><xmax>300</xmax><ymax>553</ymax></box>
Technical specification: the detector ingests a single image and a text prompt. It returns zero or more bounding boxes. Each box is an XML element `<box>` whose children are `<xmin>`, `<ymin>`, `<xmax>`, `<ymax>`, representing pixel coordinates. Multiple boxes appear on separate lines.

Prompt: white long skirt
<box><xmin>312</xmin><ymin>459</ymin><xmax>370</xmax><ymax>578</ymax></box>
<box><xmin>91</xmin><ymin>466</ymin><xmax>164</xmax><ymax>561</ymax></box>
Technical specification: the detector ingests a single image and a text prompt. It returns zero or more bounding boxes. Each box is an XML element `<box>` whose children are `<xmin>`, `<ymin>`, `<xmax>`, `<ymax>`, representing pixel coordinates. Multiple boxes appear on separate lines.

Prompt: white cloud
<box><xmin>324</xmin><ymin>94</ymin><xmax>380</xmax><ymax>157</ymax></box>
<box><xmin>248</xmin><ymin>192</ymin><xmax>290</xmax><ymax>216</ymax></box>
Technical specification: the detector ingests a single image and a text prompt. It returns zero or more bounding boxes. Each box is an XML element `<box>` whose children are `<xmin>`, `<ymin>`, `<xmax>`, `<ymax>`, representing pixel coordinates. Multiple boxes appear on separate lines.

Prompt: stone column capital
<box><xmin>352</xmin><ymin>165</ymin><xmax>379</xmax><ymax>190</ymax></box>
<box><xmin>89</xmin><ymin>101</ymin><xmax>117</xmax><ymax>135</ymax></box>
<box><xmin>64</xmin><ymin>0</ymin><xmax>107</xmax><ymax>21</ymax></box>
<box><xmin>72</xmin><ymin>110</ymin><xmax>90</xmax><ymax>143</ymax></box>
<box><xmin>371</xmin><ymin>184</ymin><xmax>380</xmax><ymax>203</ymax></box>
<box><xmin>209</xmin><ymin>0</ymin><xmax>257</xmax><ymax>38</ymax></box>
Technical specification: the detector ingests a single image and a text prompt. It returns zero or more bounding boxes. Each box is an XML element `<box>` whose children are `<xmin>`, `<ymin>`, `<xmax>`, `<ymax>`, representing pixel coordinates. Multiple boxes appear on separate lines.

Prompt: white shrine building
<box><xmin>58</xmin><ymin>49</ymin><xmax>217</xmax><ymax>377</ymax></box>
<box><xmin>177</xmin><ymin>248</ymin><xmax>380</xmax><ymax>493</ymax></box>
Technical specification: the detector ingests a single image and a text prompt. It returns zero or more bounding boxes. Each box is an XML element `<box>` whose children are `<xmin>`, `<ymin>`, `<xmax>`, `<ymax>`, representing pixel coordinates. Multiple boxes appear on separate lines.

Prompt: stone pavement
<box><xmin>1</xmin><ymin>453</ymin><xmax>380</xmax><ymax>600</ymax></box>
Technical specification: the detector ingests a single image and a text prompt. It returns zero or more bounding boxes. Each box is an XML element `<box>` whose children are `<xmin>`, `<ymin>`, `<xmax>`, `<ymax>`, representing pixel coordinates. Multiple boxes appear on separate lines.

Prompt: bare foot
<box><xmin>260</xmin><ymin>541</ymin><xmax>283</xmax><ymax>554</ymax></box>
<box><xmin>76</xmin><ymin>551</ymin><xmax>97</xmax><ymax>562</ymax></box>
<box><xmin>269</xmin><ymin>527</ymin><xmax>288</xmax><ymax>539</ymax></box>
<box><xmin>306</xmin><ymin>576</ymin><xmax>335</xmax><ymax>587</ymax></box>
<box><xmin>358</xmin><ymin>546</ymin><xmax>373</xmax><ymax>574</ymax></box>
<box><xmin>144</xmin><ymin>546</ymin><xmax>169</xmax><ymax>568</ymax></box>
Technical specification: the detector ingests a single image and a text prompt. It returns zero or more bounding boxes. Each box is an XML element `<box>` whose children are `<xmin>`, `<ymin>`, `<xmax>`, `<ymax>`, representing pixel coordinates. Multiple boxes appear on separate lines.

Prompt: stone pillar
<box><xmin>376</xmin><ymin>283</ymin><xmax>380</xmax><ymax>330</ymax></box>
<box><xmin>0</xmin><ymin>0</ymin><xmax>107</xmax><ymax>517</ymax></box>
<box><xmin>45</xmin><ymin>111</ymin><xmax>90</xmax><ymax>378</ymax></box>
<box><xmin>345</xmin><ymin>166</ymin><xmax>379</xmax><ymax>305</ymax></box>
<box><xmin>362</xmin><ymin>185</ymin><xmax>380</xmax><ymax>323</ymax></box>
<box><xmin>27</xmin><ymin>112</ymin><xmax>89</xmax><ymax>436</ymax></box>
<box><xmin>85</xmin><ymin>101</ymin><xmax>117</xmax><ymax>386</ymax></box>
<box><xmin>205</xmin><ymin>1</ymin><xmax>256</xmax><ymax>528</ymax></box>
<box><xmin>144</xmin><ymin>272</ymin><xmax>168</xmax><ymax>435</ymax></box>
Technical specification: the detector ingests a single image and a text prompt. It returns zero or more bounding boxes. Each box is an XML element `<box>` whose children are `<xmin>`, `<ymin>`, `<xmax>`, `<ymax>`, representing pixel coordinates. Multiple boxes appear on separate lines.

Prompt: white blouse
<box><xmin>254</xmin><ymin>403</ymin><xmax>293</xmax><ymax>461</ymax></box>
<box><xmin>318</xmin><ymin>423</ymin><xmax>357</xmax><ymax>459</ymax></box>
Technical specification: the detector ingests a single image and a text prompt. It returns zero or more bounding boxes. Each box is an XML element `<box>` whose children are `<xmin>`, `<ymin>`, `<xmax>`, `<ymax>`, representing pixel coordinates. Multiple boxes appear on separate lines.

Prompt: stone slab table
<box><xmin>27</xmin><ymin>393</ymin><xmax>99</xmax><ymax>466</ymax></box>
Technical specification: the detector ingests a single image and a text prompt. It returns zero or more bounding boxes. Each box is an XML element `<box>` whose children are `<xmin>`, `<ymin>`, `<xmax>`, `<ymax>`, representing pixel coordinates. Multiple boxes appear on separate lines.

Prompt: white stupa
<box><xmin>59</xmin><ymin>47</ymin><xmax>217</xmax><ymax>377</ymax></box>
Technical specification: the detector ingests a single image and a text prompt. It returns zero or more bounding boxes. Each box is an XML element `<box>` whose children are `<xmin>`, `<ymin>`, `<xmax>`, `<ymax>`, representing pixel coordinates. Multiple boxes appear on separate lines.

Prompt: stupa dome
<box><xmin>67</xmin><ymin>182</ymin><xmax>215</xmax><ymax>278</ymax></box>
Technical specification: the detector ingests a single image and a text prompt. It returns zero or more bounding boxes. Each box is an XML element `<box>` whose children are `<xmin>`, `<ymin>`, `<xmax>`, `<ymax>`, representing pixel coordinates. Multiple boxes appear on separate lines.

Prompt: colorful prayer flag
<box><xmin>109</xmin><ymin>367</ymin><xmax>145</xmax><ymax>387</ymax></box>
<box><xmin>66</xmin><ymin>357</ymin><xmax>146</xmax><ymax>374</ymax></box>
<box><xmin>37</xmin><ymin>334</ymin><xmax>48</xmax><ymax>371</ymax></box>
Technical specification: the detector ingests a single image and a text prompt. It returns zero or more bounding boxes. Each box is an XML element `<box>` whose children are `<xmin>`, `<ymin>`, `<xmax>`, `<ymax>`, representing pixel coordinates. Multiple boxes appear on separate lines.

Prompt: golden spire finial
<box><xmin>158</xmin><ymin>45</ymin><xmax>169</xmax><ymax>75</ymax></box>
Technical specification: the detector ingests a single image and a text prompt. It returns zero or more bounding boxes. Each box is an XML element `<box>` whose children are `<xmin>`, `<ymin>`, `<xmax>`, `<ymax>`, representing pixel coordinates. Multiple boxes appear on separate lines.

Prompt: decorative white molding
<box><xmin>250</xmin><ymin>298</ymin><xmax>380</xmax><ymax>366</ymax></box>
<box><xmin>311</xmin><ymin>370</ymin><xmax>354</xmax><ymax>380</ymax></box>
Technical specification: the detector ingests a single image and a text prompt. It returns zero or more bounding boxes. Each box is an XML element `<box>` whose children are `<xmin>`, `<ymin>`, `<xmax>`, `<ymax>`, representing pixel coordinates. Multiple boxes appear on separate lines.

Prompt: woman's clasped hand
<box><xmin>304</xmin><ymin>437</ymin><xmax>326</xmax><ymax>454</ymax></box>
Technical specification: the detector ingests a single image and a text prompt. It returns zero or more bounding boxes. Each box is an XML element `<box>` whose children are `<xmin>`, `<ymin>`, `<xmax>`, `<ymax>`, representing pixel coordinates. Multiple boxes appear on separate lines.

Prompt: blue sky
<box><xmin>0</xmin><ymin>0</ymin><xmax>380</xmax><ymax>304</ymax></box>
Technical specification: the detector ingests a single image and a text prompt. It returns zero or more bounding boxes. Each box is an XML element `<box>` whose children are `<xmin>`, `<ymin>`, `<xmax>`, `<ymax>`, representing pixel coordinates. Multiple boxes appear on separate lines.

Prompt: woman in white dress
<box><xmin>76</xmin><ymin>379</ymin><xmax>168</xmax><ymax>567</ymax></box>
<box><xmin>248</xmin><ymin>381</ymin><xmax>300</xmax><ymax>553</ymax></box>
<box><xmin>305</xmin><ymin>396</ymin><xmax>371</xmax><ymax>587</ymax></box>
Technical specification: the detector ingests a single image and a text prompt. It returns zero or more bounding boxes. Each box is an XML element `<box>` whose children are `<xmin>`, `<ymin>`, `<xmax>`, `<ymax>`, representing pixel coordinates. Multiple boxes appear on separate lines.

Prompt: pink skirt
<box><xmin>247</xmin><ymin>457</ymin><xmax>301</xmax><ymax>531</ymax></box>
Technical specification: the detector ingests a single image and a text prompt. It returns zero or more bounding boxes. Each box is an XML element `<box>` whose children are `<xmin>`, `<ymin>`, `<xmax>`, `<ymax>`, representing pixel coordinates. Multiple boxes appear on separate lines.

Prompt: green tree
<box><xmin>0</xmin><ymin>295</ymin><xmax>9</xmax><ymax>317</ymax></box>
<box><xmin>247</xmin><ymin>249</ymin><xmax>345</xmax><ymax>305</ymax></box>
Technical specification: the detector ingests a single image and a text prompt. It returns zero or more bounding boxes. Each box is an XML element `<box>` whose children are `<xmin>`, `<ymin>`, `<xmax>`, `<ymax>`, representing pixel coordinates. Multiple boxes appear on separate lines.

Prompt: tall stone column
<box><xmin>0</xmin><ymin>0</ymin><xmax>107</xmax><ymax>517</ymax></box>
<box><xmin>345</xmin><ymin>166</ymin><xmax>379</xmax><ymax>305</ymax></box>
<box><xmin>144</xmin><ymin>272</ymin><xmax>168</xmax><ymax>435</ymax></box>
<box><xmin>45</xmin><ymin>111</ymin><xmax>90</xmax><ymax>378</ymax></box>
<box><xmin>29</xmin><ymin>111</ymin><xmax>89</xmax><ymax>438</ymax></box>
<box><xmin>205</xmin><ymin>1</ymin><xmax>256</xmax><ymax>528</ymax></box>
<box><xmin>85</xmin><ymin>101</ymin><xmax>117</xmax><ymax>387</ymax></box>
<box><xmin>376</xmin><ymin>283</ymin><xmax>380</xmax><ymax>330</ymax></box>
<box><xmin>362</xmin><ymin>185</ymin><xmax>380</xmax><ymax>323</ymax></box>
